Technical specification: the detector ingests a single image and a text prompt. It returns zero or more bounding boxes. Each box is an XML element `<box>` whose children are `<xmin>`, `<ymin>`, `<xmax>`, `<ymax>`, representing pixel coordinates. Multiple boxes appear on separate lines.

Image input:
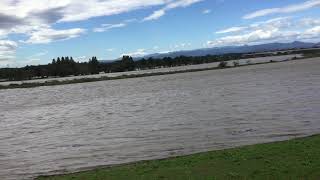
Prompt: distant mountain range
<box><xmin>101</xmin><ymin>41</ymin><xmax>319</xmax><ymax>63</ymax></box>
<box><xmin>144</xmin><ymin>41</ymin><xmax>318</xmax><ymax>59</ymax></box>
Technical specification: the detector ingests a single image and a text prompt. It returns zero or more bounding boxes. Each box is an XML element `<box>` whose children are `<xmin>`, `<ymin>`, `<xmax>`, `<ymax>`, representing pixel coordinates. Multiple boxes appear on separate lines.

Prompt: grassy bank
<box><xmin>0</xmin><ymin>61</ymin><xmax>282</xmax><ymax>90</ymax></box>
<box><xmin>38</xmin><ymin>135</ymin><xmax>320</xmax><ymax>180</ymax></box>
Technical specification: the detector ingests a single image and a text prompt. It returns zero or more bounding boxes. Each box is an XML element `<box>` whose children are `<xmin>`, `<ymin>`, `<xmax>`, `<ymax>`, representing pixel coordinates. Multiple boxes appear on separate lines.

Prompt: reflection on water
<box><xmin>0</xmin><ymin>58</ymin><xmax>320</xmax><ymax>180</ymax></box>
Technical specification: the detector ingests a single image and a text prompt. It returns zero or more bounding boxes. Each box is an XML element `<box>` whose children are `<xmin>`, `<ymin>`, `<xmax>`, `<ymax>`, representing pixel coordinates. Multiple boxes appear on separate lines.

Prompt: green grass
<box><xmin>38</xmin><ymin>135</ymin><xmax>320</xmax><ymax>180</ymax></box>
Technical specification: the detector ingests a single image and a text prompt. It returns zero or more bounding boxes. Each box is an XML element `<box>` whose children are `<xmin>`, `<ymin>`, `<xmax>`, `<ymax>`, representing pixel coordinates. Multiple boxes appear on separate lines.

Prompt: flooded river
<box><xmin>0</xmin><ymin>54</ymin><xmax>301</xmax><ymax>86</ymax></box>
<box><xmin>0</xmin><ymin>58</ymin><xmax>320</xmax><ymax>179</ymax></box>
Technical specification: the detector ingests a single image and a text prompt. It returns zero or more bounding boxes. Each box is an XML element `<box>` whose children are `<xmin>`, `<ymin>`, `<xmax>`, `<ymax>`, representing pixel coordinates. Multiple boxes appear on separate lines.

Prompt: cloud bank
<box><xmin>143</xmin><ymin>0</ymin><xmax>203</xmax><ymax>21</ymax></box>
<box><xmin>243</xmin><ymin>0</ymin><xmax>320</xmax><ymax>19</ymax></box>
<box><xmin>209</xmin><ymin>17</ymin><xmax>320</xmax><ymax>47</ymax></box>
<box><xmin>0</xmin><ymin>0</ymin><xmax>203</xmax><ymax>64</ymax></box>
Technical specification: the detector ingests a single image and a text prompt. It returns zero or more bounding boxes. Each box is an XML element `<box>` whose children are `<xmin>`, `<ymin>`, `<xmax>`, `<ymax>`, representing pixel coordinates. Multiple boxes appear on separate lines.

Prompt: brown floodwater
<box><xmin>0</xmin><ymin>58</ymin><xmax>319</xmax><ymax>179</ymax></box>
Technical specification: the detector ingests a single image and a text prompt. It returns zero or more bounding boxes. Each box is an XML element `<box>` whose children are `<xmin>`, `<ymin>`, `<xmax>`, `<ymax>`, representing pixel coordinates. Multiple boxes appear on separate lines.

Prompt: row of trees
<box><xmin>0</xmin><ymin>53</ymin><xmax>246</xmax><ymax>81</ymax></box>
<box><xmin>99</xmin><ymin>54</ymin><xmax>242</xmax><ymax>73</ymax></box>
<box><xmin>0</xmin><ymin>56</ymin><xmax>101</xmax><ymax>81</ymax></box>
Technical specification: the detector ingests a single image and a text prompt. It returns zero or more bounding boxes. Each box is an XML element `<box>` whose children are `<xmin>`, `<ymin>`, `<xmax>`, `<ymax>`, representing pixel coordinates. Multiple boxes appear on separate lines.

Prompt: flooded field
<box><xmin>0</xmin><ymin>54</ymin><xmax>301</xmax><ymax>86</ymax></box>
<box><xmin>0</xmin><ymin>58</ymin><xmax>320</xmax><ymax>180</ymax></box>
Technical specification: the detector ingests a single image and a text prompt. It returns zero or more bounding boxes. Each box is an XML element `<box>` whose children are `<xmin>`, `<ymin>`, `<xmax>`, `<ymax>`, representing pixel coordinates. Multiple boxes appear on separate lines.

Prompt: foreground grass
<box><xmin>38</xmin><ymin>135</ymin><xmax>320</xmax><ymax>180</ymax></box>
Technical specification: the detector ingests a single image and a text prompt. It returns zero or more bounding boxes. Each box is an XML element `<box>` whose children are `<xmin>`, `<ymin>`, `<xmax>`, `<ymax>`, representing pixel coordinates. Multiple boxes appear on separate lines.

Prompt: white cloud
<box><xmin>209</xmin><ymin>29</ymin><xmax>291</xmax><ymax>47</ymax></box>
<box><xmin>122</xmin><ymin>49</ymin><xmax>148</xmax><ymax>57</ymax></box>
<box><xmin>59</xmin><ymin>0</ymin><xmax>168</xmax><ymax>22</ymax></box>
<box><xmin>143</xmin><ymin>0</ymin><xmax>203</xmax><ymax>21</ymax></box>
<box><xmin>180</xmin><ymin>42</ymin><xmax>192</xmax><ymax>48</ymax></box>
<box><xmin>0</xmin><ymin>40</ymin><xmax>17</xmax><ymax>64</ymax></box>
<box><xmin>143</xmin><ymin>9</ymin><xmax>166</xmax><ymax>21</ymax></box>
<box><xmin>0</xmin><ymin>0</ymin><xmax>202</xmax><ymax>44</ymax></box>
<box><xmin>216</xmin><ymin>26</ymin><xmax>247</xmax><ymax>34</ymax></box>
<box><xmin>124</xmin><ymin>18</ymin><xmax>138</xmax><ymax>23</ymax></box>
<box><xmin>0</xmin><ymin>0</ymin><xmax>165</xmax><ymax>23</ymax></box>
<box><xmin>300</xmin><ymin>26</ymin><xmax>320</xmax><ymax>39</ymax></box>
<box><xmin>209</xmin><ymin>17</ymin><xmax>320</xmax><ymax>47</ymax></box>
<box><xmin>93</xmin><ymin>18</ymin><xmax>138</xmax><ymax>33</ymax></box>
<box><xmin>93</xmin><ymin>23</ymin><xmax>127</xmax><ymax>32</ymax></box>
<box><xmin>25</xmin><ymin>28</ymin><xmax>86</xmax><ymax>44</ymax></box>
<box><xmin>0</xmin><ymin>0</ymin><xmax>202</xmax><ymax>64</ymax></box>
<box><xmin>202</xmin><ymin>9</ymin><xmax>211</xmax><ymax>14</ymax></box>
<box><xmin>0</xmin><ymin>30</ymin><xmax>9</xmax><ymax>39</ymax></box>
<box><xmin>306</xmin><ymin>26</ymin><xmax>320</xmax><ymax>34</ymax></box>
<box><xmin>216</xmin><ymin>17</ymin><xmax>292</xmax><ymax>34</ymax></box>
<box><xmin>243</xmin><ymin>0</ymin><xmax>320</xmax><ymax>19</ymax></box>
<box><xmin>299</xmin><ymin>18</ymin><xmax>320</xmax><ymax>27</ymax></box>
<box><xmin>169</xmin><ymin>42</ymin><xmax>192</xmax><ymax>50</ymax></box>
<box><xmin>0</xmin><ymin>0</ymin><xmax>202</xmax><ymax>24</ymax></box>
<box><xmin>0</xmin><ymin>40</ymin><xmax>17</xmax><ymax>52</ymax></box>
<box><xmin>158</xmin><ymin>50</ymin><xmax>171</xmax><ymax>54</ymax></box>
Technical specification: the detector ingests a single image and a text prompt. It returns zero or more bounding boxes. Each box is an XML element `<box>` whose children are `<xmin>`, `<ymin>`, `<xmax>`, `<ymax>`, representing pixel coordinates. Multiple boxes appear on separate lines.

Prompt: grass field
<box><xmin>37</xmin><ymin>135</ymin><xmax>320</xmax><ymax>180</ymax></box>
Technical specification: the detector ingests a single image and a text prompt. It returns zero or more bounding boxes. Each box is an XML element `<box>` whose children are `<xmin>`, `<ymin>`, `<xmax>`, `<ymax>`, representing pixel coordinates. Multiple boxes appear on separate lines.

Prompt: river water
<box><xmin>0</xmin><ymin>54</ymin><xmax>301</xmax><ymax>86</ymax></box>
<box><xmin>0</xmin><ymin>58</ymin><xmax>320</xmax><ymax>179</ymax></box>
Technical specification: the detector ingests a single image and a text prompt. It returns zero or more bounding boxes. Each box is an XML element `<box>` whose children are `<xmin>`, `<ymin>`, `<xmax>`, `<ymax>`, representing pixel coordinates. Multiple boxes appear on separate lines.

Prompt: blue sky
<box><xmin>1</xmin><ymin>0</ymin><xmax>320</xmax><ymax>67</ymax></box>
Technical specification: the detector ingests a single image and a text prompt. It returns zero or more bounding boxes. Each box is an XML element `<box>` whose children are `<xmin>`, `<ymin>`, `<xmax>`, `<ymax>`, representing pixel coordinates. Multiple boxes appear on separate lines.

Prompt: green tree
<box><xmin>89</xmin><ymin>56</ymin><xmax>100</xmax><ymax>74</ymax></box>
<box><xmin>121</xmin><ymin>56</ymin><xmax>135</xmax><ymax>71</ymax></box>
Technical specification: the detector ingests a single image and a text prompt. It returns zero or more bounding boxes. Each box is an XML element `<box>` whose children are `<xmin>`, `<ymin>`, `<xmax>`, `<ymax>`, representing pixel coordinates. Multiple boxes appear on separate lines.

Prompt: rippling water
<box><xmin>0</xmin><ymin>58</ymin><xmax>320</xmax><ymax>180</ymax></box>
<box><xmin>0</xmin><ymin>54</ymin><xmax>301</xmax><ymax>86</ymax></box>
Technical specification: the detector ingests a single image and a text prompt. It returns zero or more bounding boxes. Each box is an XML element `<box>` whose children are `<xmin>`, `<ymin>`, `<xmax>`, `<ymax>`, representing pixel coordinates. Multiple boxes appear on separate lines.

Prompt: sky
<box><xmin>1</xmin><ymin>0</ymin><xmax>320</xmax><ymax>67</ymax></box>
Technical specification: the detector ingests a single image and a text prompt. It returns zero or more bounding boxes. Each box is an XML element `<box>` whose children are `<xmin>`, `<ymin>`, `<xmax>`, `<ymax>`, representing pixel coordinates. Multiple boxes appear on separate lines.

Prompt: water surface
<box><xmin>0</xmin><ymin>58</ymin><xmax>320</xmax><ymax>179</ymax></box>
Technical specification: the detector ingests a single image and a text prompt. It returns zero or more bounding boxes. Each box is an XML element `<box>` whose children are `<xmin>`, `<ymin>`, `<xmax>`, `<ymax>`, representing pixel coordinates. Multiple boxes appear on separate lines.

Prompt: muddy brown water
<box><xmin>0</xmin><ymin>58</ymin><xmax>320</xmax><ymax>179</ymax></box>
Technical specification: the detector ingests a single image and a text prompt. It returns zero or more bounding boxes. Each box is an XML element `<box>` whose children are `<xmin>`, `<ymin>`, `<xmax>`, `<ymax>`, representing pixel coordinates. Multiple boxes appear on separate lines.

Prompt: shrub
<box><xmin>218</xmin><ymin>61</ymin><xmax>228</xmax><ymax>68</ymax></box>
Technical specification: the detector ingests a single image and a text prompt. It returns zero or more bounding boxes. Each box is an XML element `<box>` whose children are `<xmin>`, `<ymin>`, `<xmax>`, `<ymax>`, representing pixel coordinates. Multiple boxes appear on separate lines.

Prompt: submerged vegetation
<box><xmin>0</xmin><ymin>60</ymin><xmax>283</xmax><ymax>90</ymax></box>
<box><xmin>37</xmin><ymin>135</ymin><xmax>320</xmax><ymax>180</ymax></box>
<box><xmin>0</xmin><ymin>50</ymin><xmax>300</xmax><ymax>82</ymax></box>
<box><xmin>0</xmin><ymin>54</ymin><xmax>243</xmax><ymax>81</ymax></box>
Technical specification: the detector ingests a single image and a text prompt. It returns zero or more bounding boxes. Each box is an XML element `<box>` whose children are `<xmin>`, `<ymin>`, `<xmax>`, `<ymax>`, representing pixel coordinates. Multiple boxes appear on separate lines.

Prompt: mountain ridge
<box><xmin>100</xmin><ymin>41</ymin><xmax>319</xmax><ymax>63</ymax></box>
<box><xmin>143</xmin><ymin>41</ymin><xmax>317</xmax><ymax>59</ymax></box>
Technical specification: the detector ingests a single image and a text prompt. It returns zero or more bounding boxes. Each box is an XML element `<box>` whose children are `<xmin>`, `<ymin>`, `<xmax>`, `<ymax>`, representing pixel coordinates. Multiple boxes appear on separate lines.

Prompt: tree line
<box><xmin>0</xmin><ymin>53</ymin><xmax>265</xmax><ymax>81</ymax></box>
